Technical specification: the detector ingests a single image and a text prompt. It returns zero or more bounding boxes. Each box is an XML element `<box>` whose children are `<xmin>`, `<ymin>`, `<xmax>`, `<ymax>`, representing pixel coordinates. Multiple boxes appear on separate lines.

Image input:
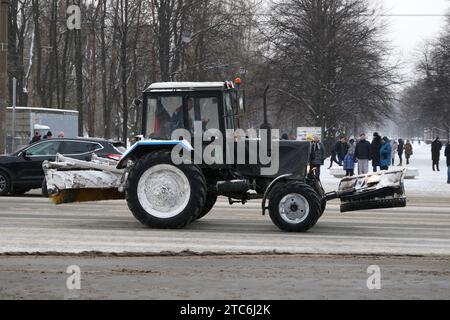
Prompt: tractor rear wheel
<box><xmin>126</xmin><ymin>150</ymin><xmax>207</xmax><ymax>229</ymax></box>
<box><xmin>195</xmin><ymin>191</ymin><xmax>217</xmax><ymax>220</ymax></box>
<box><xmin>268</xmin><ymin>182</ymin><xmax>321</xmax><ymax>232</ymax></box>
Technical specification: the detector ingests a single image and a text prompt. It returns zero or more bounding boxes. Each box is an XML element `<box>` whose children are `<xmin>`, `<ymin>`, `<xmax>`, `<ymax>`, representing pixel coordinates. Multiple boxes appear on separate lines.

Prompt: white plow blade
<box><xmin>338</xmin><ymin>169</ymin><xmax>406</xmax><ymax>193</ymax></box>
<box><xmin>337</xmin><ymin>169</ymin><xmax>407</xmax><ymax>213</ymax></box>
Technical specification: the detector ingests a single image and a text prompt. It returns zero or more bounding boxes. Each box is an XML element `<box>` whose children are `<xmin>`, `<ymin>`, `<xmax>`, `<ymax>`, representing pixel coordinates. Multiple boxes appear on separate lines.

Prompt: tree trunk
<box><xmin>120</xmin><ymin>0</ymin><xmax>129</xmax><ymax>145</ymax></box>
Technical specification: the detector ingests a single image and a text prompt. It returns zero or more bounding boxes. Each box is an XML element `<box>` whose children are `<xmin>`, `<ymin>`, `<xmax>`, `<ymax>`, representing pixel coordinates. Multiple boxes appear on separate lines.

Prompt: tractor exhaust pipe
<box><xmin>260</xmin><ymin>85</ymin><xmax>272</xmax><ymax>156</ymax></box>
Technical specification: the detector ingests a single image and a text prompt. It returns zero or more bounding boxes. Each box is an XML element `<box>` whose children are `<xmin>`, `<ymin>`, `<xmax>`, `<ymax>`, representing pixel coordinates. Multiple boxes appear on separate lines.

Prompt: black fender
<box><xmin>261</xmin><ymin>174</ymin><xmax>293</xmax><ymax>216</ymax></box>
<box><xmin>116</xmin><ymin>140</ymin><xmax>193</xmax><ymax>169</ymax></box>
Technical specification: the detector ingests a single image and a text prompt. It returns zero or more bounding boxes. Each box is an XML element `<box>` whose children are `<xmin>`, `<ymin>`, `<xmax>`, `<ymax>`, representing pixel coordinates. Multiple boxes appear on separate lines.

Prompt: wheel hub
<box><xmin>279</xmin><ymin>193</ymin><xmax>310</xmax><ymax>224</ymax></box>
<box><xmin>137</xmin><ymin>164</ymin><xmax>191</xmax><ymax>219</ymax></box>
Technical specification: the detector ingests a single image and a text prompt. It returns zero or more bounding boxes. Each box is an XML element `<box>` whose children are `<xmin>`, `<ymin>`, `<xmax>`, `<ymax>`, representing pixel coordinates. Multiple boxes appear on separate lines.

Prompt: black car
<box><xmin>0</xmin><ymin>138</ymin><xmax>125</xmax><ymax>196</ymax></box>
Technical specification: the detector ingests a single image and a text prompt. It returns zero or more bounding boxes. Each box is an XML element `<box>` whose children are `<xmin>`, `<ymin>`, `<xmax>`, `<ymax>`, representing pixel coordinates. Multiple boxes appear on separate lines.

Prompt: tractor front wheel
<box><xmin>268</xmin><ymin>182</ymin><xmax>321</xmax><ymax>232</ymax></box>
<box><xmin>126</xmin><ymin>151</ymin><xmax>207</xmax><ymax>229</ymax></box>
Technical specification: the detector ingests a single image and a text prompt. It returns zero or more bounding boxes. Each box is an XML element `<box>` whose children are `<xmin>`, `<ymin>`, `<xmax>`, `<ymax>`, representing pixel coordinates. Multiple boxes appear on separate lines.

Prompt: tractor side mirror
<box><xmin>134</xmin><ymin>98</ymin><xmax>142</xmax><ymax>107</ymax></box>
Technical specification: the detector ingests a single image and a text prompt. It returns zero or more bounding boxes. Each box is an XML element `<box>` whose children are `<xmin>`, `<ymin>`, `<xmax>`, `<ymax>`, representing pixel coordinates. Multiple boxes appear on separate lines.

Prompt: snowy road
<box><xmin>0</xmin><ymin>143</ymin><xmax>449</xmax><ymax>257</ymax></box>
<box><xmin>0</xmin><ymin>193</ymin><xmax>449</xmax><ymax>256</ymax></box>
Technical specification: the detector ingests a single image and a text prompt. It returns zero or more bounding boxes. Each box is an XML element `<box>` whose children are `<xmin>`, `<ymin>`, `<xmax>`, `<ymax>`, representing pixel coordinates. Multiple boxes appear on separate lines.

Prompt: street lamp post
<box><xmin>11</xmin><ymin>78</ymin><xmax>16</xmax><ymax>153</ymax></box>
<box><xmin>0</xmin><ymin>0</ymin><xmax>9</xmax><ymax>154</ymax></box>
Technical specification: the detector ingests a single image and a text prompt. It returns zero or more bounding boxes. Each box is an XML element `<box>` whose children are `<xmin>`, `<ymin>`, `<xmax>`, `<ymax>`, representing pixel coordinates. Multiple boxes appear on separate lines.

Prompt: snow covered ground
<box><xmin>321</xmin><ymin>142</ymin><xmax>450</xmax><ymax>197</ymax></box>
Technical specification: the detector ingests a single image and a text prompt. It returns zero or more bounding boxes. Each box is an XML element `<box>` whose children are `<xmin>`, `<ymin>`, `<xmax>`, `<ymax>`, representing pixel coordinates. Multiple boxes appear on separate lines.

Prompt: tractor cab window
<box><xmin>187</xmin><ymin>97</ymin><xmax>220</xmax><ymax>133</ymax></box>
<box><xmin>146</xmin><ymin>96</ymin><xmax>183</xmax><ymax>139</ymax></box>
<box><xmin>223</xmin><ymin>92</ymin><xmax>236</xmax><ymax>129</ymax></box>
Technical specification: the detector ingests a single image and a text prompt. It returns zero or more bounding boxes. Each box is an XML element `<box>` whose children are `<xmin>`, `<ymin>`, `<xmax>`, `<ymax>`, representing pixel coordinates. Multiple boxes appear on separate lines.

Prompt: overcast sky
<box><xmin>379</xmin><ymin>0</ymin><xmax>450</xmax><ymax>81</ymax></box>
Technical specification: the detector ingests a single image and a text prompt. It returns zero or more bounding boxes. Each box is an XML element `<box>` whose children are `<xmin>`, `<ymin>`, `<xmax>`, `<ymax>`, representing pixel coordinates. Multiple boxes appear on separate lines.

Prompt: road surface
<box><xmin>0</xmin><ymin>194</ymin><xmax>450</xmax><ymax>256</ymax></box>
<box><xmin>1</xmin><ymin>193</ymin><xmax>449</xmax><ymax>299</ymax></box>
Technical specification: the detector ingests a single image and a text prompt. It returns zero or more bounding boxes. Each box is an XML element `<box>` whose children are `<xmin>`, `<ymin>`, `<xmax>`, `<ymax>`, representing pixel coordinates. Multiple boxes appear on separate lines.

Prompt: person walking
<box><xmin>445</xmin><ymin>141</ymin><xmax>450</xmax><ymax>184</ymax></box>
<box><xmin>310</xmin><ymin>135</ymin><xmax>325</xmax><ymax>177</ymax></box>
<box><xmin>370</xmin><ymin>132</ymin><xmax>382</xmax><ymax>172</ymax></box>
<box><xmin>380</xmin><ymin>137</ymin><xmax>392</xmax><ymax>171</ymax></box>
<box><xmin>391</xmin><ymin>140</ymin><xmax>398</xmax><ymax>166</ymax></box>
<box><xmin>354</xmin><ymin>133</ymin><xmax>372</xmax><ymax>175</ymax></box>
<box><xmin>404</xmin><ymin>139</ymin><xmax>413</xmax><ymax>165</ymax></box>
<box><xmin>397</xmin><ymin>138</ymin><xmax>404</xmax><ymax>166</ymax></box>
<box><xmin>432</xmin><ymin>137</ymin><xmax>443</xmax><ymax>171</ymax></box>
<box><xmin>343</xmin><ymin>137</ymin><xmax>356</xmax><ymax>176</ymax></box>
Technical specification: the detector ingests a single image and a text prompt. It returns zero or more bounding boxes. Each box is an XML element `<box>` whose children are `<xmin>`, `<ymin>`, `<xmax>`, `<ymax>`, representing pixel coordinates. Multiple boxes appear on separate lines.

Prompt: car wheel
<box><xmin>0</xmin><ymin>170</ymin><xmax>11</xmax><ymax>196</ymax></box>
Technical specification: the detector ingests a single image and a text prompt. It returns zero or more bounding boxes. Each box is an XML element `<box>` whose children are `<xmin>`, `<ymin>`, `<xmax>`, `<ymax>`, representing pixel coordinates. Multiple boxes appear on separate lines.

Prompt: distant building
<box><xmin>6</xmin><ymin>107</ymin><xmax>79</xmax><ymax>153</ymax></box>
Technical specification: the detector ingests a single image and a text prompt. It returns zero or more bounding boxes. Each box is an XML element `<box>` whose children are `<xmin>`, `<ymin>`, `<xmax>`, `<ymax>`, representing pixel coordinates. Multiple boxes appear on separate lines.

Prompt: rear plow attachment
<box><xmin>326</xmin><ymin>169</ymin><xmax>407</xmax><ymax>213</ymax></box>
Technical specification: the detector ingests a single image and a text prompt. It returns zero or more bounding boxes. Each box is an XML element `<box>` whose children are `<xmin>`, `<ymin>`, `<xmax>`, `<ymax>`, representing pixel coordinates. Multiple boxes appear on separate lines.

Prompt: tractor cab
<box><xmin>142</xmin><ymin>81</ymin><xmax>242</xmax><ymax>140</ymax></box>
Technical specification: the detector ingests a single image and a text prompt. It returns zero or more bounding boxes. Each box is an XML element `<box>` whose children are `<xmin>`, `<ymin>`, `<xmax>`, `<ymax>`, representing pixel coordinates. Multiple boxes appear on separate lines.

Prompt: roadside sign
<box><xmin>297</xmin><ymin>127</ymin><xmax>321</xmax><ymax>141</ymax></box>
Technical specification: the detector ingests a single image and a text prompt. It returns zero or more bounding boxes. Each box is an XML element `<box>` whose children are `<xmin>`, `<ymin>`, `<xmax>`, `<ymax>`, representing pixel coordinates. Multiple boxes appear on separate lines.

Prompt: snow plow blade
<box><xmin>43</xmin><ymin>154</ymin><xmax>125</xmax><ymax>204</ymax></box>
<box><xmin>335</xmin><ymin>169</ymin><xmax>407</xmax><ymax>213</ymax></box>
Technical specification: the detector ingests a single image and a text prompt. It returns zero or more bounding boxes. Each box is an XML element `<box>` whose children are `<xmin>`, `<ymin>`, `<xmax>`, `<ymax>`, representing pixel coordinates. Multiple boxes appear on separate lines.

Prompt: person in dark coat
<box><xmin>30</xmin><ymin>131</ymin><xmax>41</xmax><ymax>144</ymax></box>
<box><xmin>370</xmin><ymin>132</ymin><xmax>382</xmax><ymax>172</ymax></box>
<box><xmin>354</xmin><ymin>133</ymin><xmax>372</xmax><ymax>175</ymax></box>
<box><xmin>310</xmin><ymin>135</ymin><xmax>325</xmax><ymax>177</ymax></box>
<box><xmin>432</xmin><ymin>137</ymin><xmax>443</xmax><ymax>171</ymax></box>
<box><xmin>43</xmin><ymin>131</ymin><xmax>53</xmax><ymax>140</ymax></box>
<box><xmin>445</xmin><ymin>141</ymin><xmax>450</xmax><ymax>183</ymax></box>
<box><xmin>333</xmin><ymin>136</ymin><xmax>349</xmax><ymax>166</ymax></box>
<box><xmin>397</xmin><ymin>138</ymin><xmax>404</xmax><ymax>166</ymax></box>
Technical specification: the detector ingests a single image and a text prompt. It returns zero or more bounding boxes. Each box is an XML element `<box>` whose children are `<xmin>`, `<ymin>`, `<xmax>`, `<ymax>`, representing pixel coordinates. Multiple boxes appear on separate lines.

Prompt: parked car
<box><xmin>0</xmin><ymin>138</ymin><xmax>125</xmax><ymax>196</ymax></box>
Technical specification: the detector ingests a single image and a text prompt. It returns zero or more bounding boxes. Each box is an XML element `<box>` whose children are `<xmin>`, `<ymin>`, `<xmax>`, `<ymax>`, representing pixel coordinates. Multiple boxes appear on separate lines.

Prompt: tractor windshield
<box><xmin>145</xmin><ymin>96</ymin><xmax>184</xmax><ymax>139</ymax></box>
<box><xmin>145</xmin><ymin>94</ymin><xmax>221</xmax><ymax>139</ymax></box>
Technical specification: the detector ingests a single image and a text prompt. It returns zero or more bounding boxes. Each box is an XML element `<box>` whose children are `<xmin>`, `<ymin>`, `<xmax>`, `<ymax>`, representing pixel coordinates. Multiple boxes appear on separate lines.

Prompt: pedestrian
<box><xmin>380</xmin><ymin>137</ymin><xmax>392</xmax><ymax>171</ymax></box>
<box><xmin>397</xmin><ymin>138</ymin><xmax>404</xmax><ymax>166</ymax></box>
<box><xmin>391</xmin><ymin>140</ymin><xmax>398</xmax><ymax>166</ymax></box>
<box><xmin>432</xmin><ymin>137</ymin><xmax>443</xmax><ymax>171</ymax></box>
<box><xmin>310</xmin><ymin>135</ymin><xmax>325</xmax><ymax>178</ymax></box>
<box><xmin>30</xmin><ymin>131</ymin><xmax>41</xmax><ymax>144</ymax></box>
<box><xmin>354</xmin><ymin>133</ymin><xmax>372</xmax><ymax>175</ymax></box>
<box><xmin>334</xmin><ymin>136</ymin><xmax>349</xmax><ymax>166</ymax></box>
<box><xmin>445</xmin><ymin>141</ymin><xmax>450</xmax><ymax>184</ymax></box>
<box><xmin>404</xmin><ymin>139</ymin><xmax>413</xmax><ymax>165</ymax></box>
<box><xmin>370</xmin><ymin>132</ymin><xmax>382</xmax><ymax>172</ymax></box>
<box><xmin>343</xmin><ymin>137</ymin><xmax>356</xmax><ymax>176</ymax></box>
<box><xmin>281</xmin><ymin>133</ymin><xmax>289</xmax><ymax>140</ymax></box>
<box><xmin>43</xmin><ymin>131</ymin><xmax>53</xmax><ymax>140</ymax></box>
<box><xmin>58</xmin><ymin>131</ymin><xmax>65</xmax><ymax>138</ymax></box>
